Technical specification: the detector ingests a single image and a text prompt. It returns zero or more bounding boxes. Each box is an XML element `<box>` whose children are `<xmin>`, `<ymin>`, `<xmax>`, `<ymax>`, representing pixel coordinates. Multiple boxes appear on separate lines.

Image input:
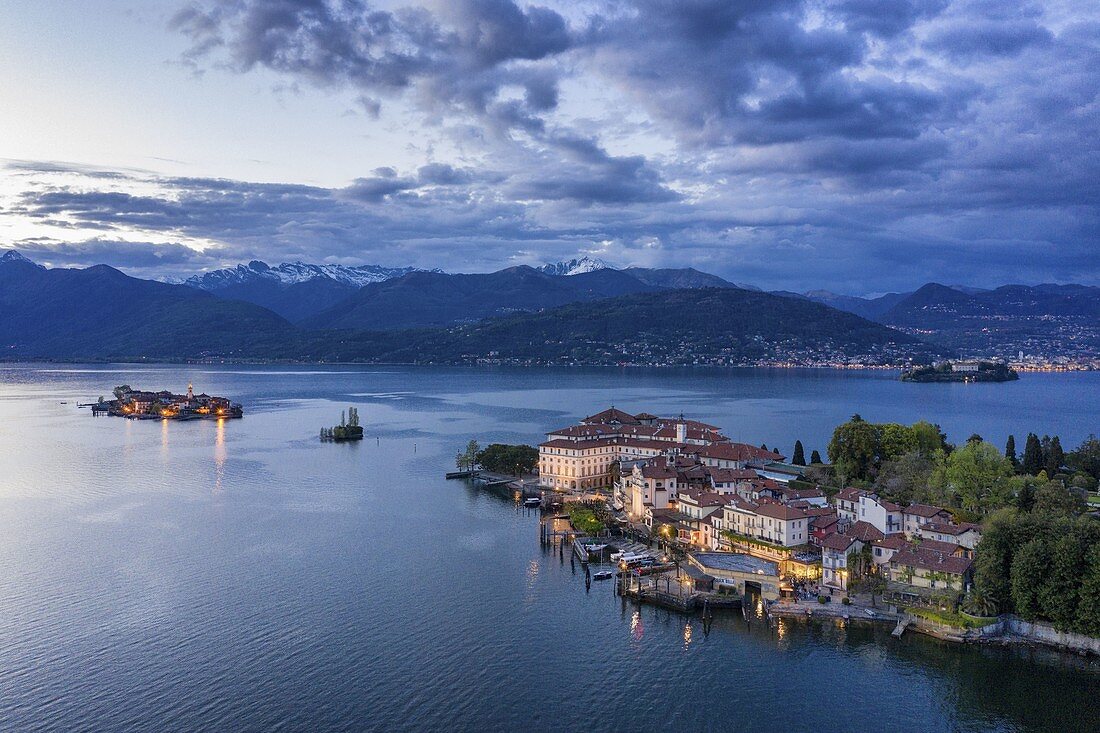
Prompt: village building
<box><xmin>901</xmin><ymin>503</ymin><xmax>954</xmax><ymax>537</ymax></box>
<box><xmin>916</xmin><ymin>521</ymin><xmax>983</xmax><ymax>553</ymax></box>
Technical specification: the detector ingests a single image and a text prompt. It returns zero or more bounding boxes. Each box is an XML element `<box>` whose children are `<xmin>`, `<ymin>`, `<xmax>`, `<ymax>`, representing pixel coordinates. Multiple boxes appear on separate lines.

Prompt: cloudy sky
<box><xmin>0</xmin><ymin>0</ymin><xmax>1096</xmax><ymax>293</ymax></box>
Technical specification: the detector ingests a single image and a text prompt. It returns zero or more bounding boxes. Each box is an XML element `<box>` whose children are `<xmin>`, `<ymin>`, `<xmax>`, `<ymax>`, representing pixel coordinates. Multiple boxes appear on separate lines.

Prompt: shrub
<box><xmin>818</xmin><ymin>595</ymin><xmax>827</xmax><ymax>604</ymax></box>
<box><xmin>842</xmin><ymin>597</ymin><xmax>851</xmax><ymax>605</ymax></box>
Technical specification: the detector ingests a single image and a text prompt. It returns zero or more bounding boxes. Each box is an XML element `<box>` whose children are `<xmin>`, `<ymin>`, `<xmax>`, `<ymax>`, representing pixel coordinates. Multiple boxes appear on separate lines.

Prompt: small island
<box><xmin>92</xmin><ymin>384</ymin><xmax>243</xmax><ymax>419</ymax></box>
<box><xmin>320</xmin><ymin>407</ymin><xmax>363</xmax><ymax>442</ymax></box>
<box><xmin>901</xmin><ymin>360</ymin><xmax>1019</xmax><ymax>383</ymax></box>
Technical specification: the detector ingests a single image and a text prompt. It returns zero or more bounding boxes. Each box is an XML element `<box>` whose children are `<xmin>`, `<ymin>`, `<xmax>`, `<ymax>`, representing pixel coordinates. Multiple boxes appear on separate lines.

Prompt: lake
<box><xmin>0</xmin><ymin>364</ymin><xmax>1097</xmax><ymax>732</ymax></box>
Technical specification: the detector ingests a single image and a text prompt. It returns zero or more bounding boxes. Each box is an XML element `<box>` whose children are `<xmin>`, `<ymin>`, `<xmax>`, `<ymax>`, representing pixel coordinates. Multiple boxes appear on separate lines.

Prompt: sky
<box><xmin>0</xmin><ymin>0</ymin><xmax>1097</xmax><ymax>294</ymax></box>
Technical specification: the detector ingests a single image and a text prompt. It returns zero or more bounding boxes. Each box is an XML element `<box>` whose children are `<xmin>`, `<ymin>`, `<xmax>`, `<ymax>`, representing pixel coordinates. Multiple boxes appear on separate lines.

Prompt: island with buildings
<box><xmin>901</xmin><ymin>360</ymin><xmax>1019</xmax><ymax>383</ymax></box>
<box><xmin>525</xmin><ymin>406</ymin><xmax>1100</xmax><ymax>652</ymax></box>
<box><xmin>92</xmin><ymin>384</ymin><xmax>242</xmax><ymax>420</ymax></box>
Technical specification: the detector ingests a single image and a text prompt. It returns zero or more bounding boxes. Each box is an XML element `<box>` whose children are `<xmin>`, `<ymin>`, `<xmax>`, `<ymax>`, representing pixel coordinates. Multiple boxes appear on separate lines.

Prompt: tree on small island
<box><xmin>455</xmin><ymin>440</ymin><xmax>481</xmax><ymax>471</ymax></box>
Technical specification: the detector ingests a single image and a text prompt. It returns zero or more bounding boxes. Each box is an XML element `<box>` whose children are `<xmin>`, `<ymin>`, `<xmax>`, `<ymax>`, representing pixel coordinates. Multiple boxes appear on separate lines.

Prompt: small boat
<box><xmin>592</xmin><ymin>570</ymin><xmax>614</xmax><ymax>581</ymax></box>
<box><xmin>523</xmin><ymin>497</ymin><xmax>542</xmax><ymax>507</ymax></box>
<box><xmin>582</xmin><ymin>543</ymin><xmax>607</xmax><ymax>553</ymax></box>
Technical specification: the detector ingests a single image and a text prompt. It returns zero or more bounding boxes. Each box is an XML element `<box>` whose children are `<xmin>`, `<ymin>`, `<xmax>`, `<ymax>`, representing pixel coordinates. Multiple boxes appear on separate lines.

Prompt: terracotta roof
<box><xmin>848</xmin><ymin>521</ymin><xmax>885</xmax><ymax>542</ymax></box>
<box><xmin>821</xmin><ymin>533</ymin><xmax>858</xmax><ymax>551</ymax></box>
<box><xmin>687</xmin><ymin>442</ymin><xmax>784</xmax><ymax>463</ymax></box>
<box><xmin>836</xmin><ymin>487</ymin><xmax>870</xmax><ymax>502</ymax></box>
<box><xmin>921</xmin><ymin>521</ymin><xmax>981</xmax><ymax>536</ymax></box>
<box><xmin>890</xmin><ymin>546</ymin><xmax>973</xmax><ymax>576</ymax></box>
<box><xmin>582</xmin><ymin>407</ymin><xmax>639</xmax><ymax>425</ymax></box>
<box><xmin>874</xmin><ymin>535</ymin><xmax>908</xmax><ymax>550</ymax></box>
<box><xmin>754</xmin><ymin>502</ymin><xmax>809</xmax><ymax>521</ymax></box>
<box><xmin>903</xmin><ymin>503</ymin><xmax>949</xmax><ymax>518</ymax></box>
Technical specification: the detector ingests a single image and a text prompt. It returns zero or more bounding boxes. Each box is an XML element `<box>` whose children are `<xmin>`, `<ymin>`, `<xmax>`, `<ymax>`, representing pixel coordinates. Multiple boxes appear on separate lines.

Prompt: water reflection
<box><xmin>683</xmin><ymin>622</ymin><xmax>693</xmax><ymax>648</ymax></box>
<box><xmin>630</xmin><ymin>610</ymin><xmax>644</xmax><ymax>641</ymax></box>
<box><xmin>213</xmin><ymin>418</ymin><xmax>226</xmax><ymax>495</ymax></box>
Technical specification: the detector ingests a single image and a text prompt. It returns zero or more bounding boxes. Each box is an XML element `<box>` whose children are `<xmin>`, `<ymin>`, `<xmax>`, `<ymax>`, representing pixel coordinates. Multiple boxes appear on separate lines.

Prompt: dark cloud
<box><xmin>4</xmin><ymin>0</ymin><xmax>1096</xmax><ymax>294</ymax></box>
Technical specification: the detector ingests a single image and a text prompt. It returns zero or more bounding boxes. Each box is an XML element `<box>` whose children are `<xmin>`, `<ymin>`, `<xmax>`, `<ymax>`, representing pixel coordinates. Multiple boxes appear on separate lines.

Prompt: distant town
<box><xmin>91</xmin><ymin>384</ymin><xmax>242</xmax><ymax>420</ymax></box>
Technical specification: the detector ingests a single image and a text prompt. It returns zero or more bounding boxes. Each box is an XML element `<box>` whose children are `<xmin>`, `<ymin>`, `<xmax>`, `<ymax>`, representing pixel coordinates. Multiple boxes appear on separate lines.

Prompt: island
<box><xmin>901</xmin><ymin>360</ymin><xmax>1019</xmax><ymax>383</ymax></box>
<box><xmin>91</xmin><ymin>384</ymin><xmax>243</xmax><ymax>419</ymax></box>
<box><xmin>320</xmin><ymin>406</ymin><xmax>363</xmax><ymax>441</ymax></box>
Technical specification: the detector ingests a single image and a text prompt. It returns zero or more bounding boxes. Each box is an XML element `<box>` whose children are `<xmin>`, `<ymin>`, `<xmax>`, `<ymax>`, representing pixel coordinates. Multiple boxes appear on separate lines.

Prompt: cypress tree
<box><xmin>810</xmin><ymin>449</ymin><xmax>823</xmax><ymax>465</ymax></box>
<box><xmin>792</xmin><ymin>440</ymin><xmax>806</xmax><ymax>466</ymax></box>
<box><xmin>760</xmin><ymin>443</ymin><xmax>768</xmax><ymax>451</ymax></box>
<box><xmin>1022</xmin><ymin>433</ymin><xmax>1043</xmax><ymax>475</ymax></box>
<box><xmin>1046</xmin><ymin>436</ymin><xmax>1065</xmax><ymax>476</ymax></box>
<box><xmin>1005</xmin><ymin>435</ymin><xmax>1017</xmax><ymax>468</ymax></box>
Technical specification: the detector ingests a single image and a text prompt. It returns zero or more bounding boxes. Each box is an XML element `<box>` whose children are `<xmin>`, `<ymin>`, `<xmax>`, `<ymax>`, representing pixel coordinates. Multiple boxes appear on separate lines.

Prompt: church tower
<box><xmin>187</xmin><ymin>382</ymin><xmax>194</xmax><ymax>401</ymax></box>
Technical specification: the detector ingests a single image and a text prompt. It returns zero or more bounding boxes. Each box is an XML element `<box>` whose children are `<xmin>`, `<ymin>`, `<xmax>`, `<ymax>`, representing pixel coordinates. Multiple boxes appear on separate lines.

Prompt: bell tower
<box><xmin>187</xmin><ymin>382</ymin><xmax>194</xmax><ymax>400</ymax></box>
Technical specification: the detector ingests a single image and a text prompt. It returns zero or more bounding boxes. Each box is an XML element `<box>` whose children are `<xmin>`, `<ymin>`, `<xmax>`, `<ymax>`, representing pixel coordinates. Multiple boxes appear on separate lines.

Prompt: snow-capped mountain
<box><xmin>0</xmin><ymin>250</ymin><xmax>44</xmax><ymax>269</ymax></box>
<box><xmin>184</xmin><ymin>260</ymin><xmax>434</xmax><ymax>290</ymax></box>
<box><xmin>537</xmin><ymin>257</ymin><xmax>610</xmax><ymax>276</ymax></box>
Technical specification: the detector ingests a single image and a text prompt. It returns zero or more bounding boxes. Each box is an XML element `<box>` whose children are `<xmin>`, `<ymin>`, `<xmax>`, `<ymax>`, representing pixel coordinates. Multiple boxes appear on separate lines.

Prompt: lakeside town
<box><xmin>459</xmin><ymin>406</ymin><xmax>1100</xmax><ymax>654</ymax></box>
<box><xmin>90</xmin><ymin>384</ymin><xmax>243</xmax><ymax>420</ymax></box>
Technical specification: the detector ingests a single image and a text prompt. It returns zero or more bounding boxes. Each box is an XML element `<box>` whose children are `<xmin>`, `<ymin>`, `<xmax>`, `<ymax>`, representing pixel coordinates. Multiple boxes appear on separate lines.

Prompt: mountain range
<box><xmin>1</xmin><ymin>249</ymin><xmax>1097</xmax><ymax>363</ymax></box>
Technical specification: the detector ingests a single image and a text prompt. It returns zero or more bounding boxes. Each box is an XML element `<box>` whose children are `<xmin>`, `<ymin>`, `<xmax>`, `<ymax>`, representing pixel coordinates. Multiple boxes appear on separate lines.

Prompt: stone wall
<box><xmin>1004</xmin><ymin>618</ymin><xmax>1100</xmax><ymax>655</ymax></box>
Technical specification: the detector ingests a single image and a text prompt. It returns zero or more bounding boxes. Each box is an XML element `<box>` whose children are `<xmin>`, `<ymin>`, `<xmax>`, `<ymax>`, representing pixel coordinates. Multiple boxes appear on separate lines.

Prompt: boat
<box><xmin>524</xmin><ymin>497</ymin><xmax>542</xmax><ymax>507</ymax></box>
<box><xmin>582</xmin><ymin>543</ymin><xmax>607</xmax><ymax>553</ymax></box>
<box><xmin>592</xmin><ymin>570</ymin><xmax>614</xmax><ymax>581</ymax></box>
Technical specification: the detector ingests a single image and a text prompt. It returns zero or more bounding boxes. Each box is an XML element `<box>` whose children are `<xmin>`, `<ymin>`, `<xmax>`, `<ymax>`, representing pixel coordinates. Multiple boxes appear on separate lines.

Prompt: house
<box><xmin>622</xmin><ymin>457</ymin><xmax>678</xmax><ymax>517</ymax></box>
<box><xmin>916</xmin><ymin>521</ymin><xmax>983</xmax><ymax>553</ymax></box>
<box><xmin>886</xmin><ymin>545</ymin><xmax>973</xmax><ymax>594</ymax></box>
<box><xmin>821</xmin><ymin>533</ymin><xmax>862</xmax><ymax>592</ymax></box>
<box><xmin>835</xmin><ymin>487</ymin><xmax>869</xmax><ymax>523</ymax></box>
<box><xmin>808</xmin><ymin>510</ymin><xmax>843</xmax><ymax>547</ymax></box>
<box><xmin>902</xmin><ymin>503</ymin><xmax>953</xmax><ymax>537</ymax></box>
<box><xmin>858</xmin><ymin>494</ymin><xmax>903</xmax><ymax>535</ymax></box>
<box><xmin>752</xmin><ymin>501</ymin><xmax>811</xmax><ymax>547</ymax></box>
<box><xmin>675</xmin><ymin>489</ymin><xmax>727</xmax><ymax>547</ymax></box>
<box><xmin>871</xmin><ymin>535</ymin><xmax>908</xmax><ymax>565</ymax></box>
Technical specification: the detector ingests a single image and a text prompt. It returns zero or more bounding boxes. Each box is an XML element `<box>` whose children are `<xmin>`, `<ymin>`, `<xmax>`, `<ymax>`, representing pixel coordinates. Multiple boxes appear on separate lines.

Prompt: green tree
<box><xmin>1067</xmin><ymin>434</ymin><xmax>1100</xmax><ymax>480</ymax></box>
<box><xmin>1045</xmin><ymin>436</ymin><xmax>1065</xmax><ymax>476</ymax></box>
<box><xmin>1076</xmin><ymin>544</ymin><xmax>1100</xmax><ymax>636</ymax></box>
<box><xmin>1015</xmin><ymin>479</ymin><xmax>1036</xmax><ymax>512</ymax></box>
<box><xmin>1004</xmin><ymin>434</ymin><xmax>1017</xmax><ymax>468</ymax></box>
<box><xmin>967</xmin><ymin>433</ymin><xmax>984</xmax><ymax>444</ymax></box>
<box><xmin>828</xmin><ymin>414</ymin><xmax>882</xmax><ymax>482</ymax></box>
<box><xmin>1022</xmin><ymin>433</ymin><xmax>1043</xmax><ymax>475</ymax></box>
<box><xmin>932</xmin><ymin>441</ymin><xmax>1016</xmax><ymax>515</ymax></box>
<box><xmin>911</xmin><ymin>420</ymin><xmax>950</xmax><ymax>457</ymax></box>
<box><xmin>810</xmin><ymin>449</ymin><xmax>823</xmax><ymax>465</ymax></box>
<box><xmin>1032</xmin><ymin>481</ymin><xmax>1084</xmax><ymax>517</ymax></box>
<box><xmin>973</xmin><ymin>509</ymin><xmax>1019</xmax><ymax>613</ymax></box>
<box><xmin>1010</xmin><ymin>538</ymin><xmax>1051</xmax><ymax>621</ymax></box>
<box><xmin>880</xmin><ymin>423</ymin><xmax>917</xmax><ymax>463</ymax></box>
<box><xmin>792</xmin><ymin>440</ymin><xmax>806</xmax><ymax>466</ymax></box>
<box><xmin>455</xmin><ymin>439</ymin><xmax>481</xmax><ymax>471</ymax></box>
<box><xmin>874</xmin><ymin>451</ymin><xmax>935</xmax><ymax>505</ymax></box>
<box><xmin>475</xmin><ymin>444</ymin><xmax>538</xmax><ymax>475</ymax></box>
<box><xmin>1040</xmin><ymin>531</ymin><xmax>1087</xmax><ymax>631</ymax></box>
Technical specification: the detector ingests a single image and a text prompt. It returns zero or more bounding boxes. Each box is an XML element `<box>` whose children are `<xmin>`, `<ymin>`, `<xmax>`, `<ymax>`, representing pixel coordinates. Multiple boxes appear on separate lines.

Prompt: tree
<box><xmin>475</xmin><ymin>444</ymin><xmax>538</xmax><ymax>475</ymax></box>
<box><xmin>1015</xmin><ymin>479</ymin><xmax>1036</xmax><ymax>512</ymax></box>
<box><xmin>1010</xmin><ymin>538</ymin><xmax>1051</xmax><ymax>621</ymax></box>
<box><xmin>828</xmin><ymin>415</ymin><xmax>883</xmax><ymax>482</ymax></box>
<box><xmin>455</xmin><ymin>439</ymin><xmax>481</xmax><ymax>471</ymax></box>
<box><xmin>1005</xmin><ymin>434</ymin><xmax>1017</xmax><ymax>468</ymax></box>
<box><xmin>760</xmin><ymin>443</ymin><xmax>768</xmax><ymax>451</ymax></box>
<box><xmin>1067</xmin><ymin>434</ymin><xmax>1100</xmax><ymax>480</ymax></box>
<box><xmin>931</xmin><ymin>440</ymin><xmax>1015</xmax><ymax>515</ymax></box>
<box><xmin>792</xmin><ymin>440</ymin><xmax>806</xmax><ymax>466</ymax></box>
<box><xmin>911</xmin><ymin>420</ymin><xmax>950</xmax><ymax>457</ymax></box>
<box><xmin>810</xmin><ymin>449</ymin><xmax>823</xmax><ymax>465</ymax></box>
<box><xmin>1040</xmin><ymin>531</ymin><xmax>1087</xmax><ymax>631</ymax></box>
<box><xmin>1032</xmin><ymin>481</ymin><xmax>1084</xmax><ymax>517</ymax></box>
<box><xmin>963</xmin><ymin>589</ymin><xmax>998</xmax><ymax>617</ymax></box>
<box><xmin>1076</xmin><ymin>544</ymin><xmax>1100</xmax><ymax>636</ymax></box>
<box><xmin>967</xmin><ymin>433</ymin><xmax>984</xmax><ymax>445</ymax></box>
<box><xmin>874</xmin><ymin>451</ymin><xmax>935</xmax><ymax>505</ymax></box>
<box><xmin>1045</xmin><ymin>436</ymin><xmax>1065</xmax><ymax>477</ymax></box>
<box><xmin>973</xmin><ymin>509</ymin><xmax>1019</xmax><ymax>613</ymax></box>
<box><xmin>1022</xmin><ymin>433</ymin><xmax>1043</xmax><ymax>475</ymax></box>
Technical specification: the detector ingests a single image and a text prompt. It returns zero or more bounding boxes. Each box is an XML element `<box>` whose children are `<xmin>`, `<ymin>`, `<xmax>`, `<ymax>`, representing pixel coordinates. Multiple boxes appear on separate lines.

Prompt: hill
<box><xmin>879</xmin><ymin>283</ymin><xmax>1100</xmax><ymax>357</ymax></box>
<box><xmin>311</xmin><ymin>287</ymin><xmax>944</xmax><ymax>365</ymax></box>
<box><xmin>0</xmin><ymin>253</ymin><xmax>296</xmax><ymax>359</ymax></box>
<box><xmin>301</xmin><ymin>265</ymin><xmax>661</xmax><ymax>331</ymax></box>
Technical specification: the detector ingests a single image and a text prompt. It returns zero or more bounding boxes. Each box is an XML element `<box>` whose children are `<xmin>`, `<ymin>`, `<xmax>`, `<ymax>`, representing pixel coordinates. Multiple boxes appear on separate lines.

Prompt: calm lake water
<box><xmin>0</xmin><ymin>364</ymin><xmax>1098</xmax><ymax>732</ymax></box>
